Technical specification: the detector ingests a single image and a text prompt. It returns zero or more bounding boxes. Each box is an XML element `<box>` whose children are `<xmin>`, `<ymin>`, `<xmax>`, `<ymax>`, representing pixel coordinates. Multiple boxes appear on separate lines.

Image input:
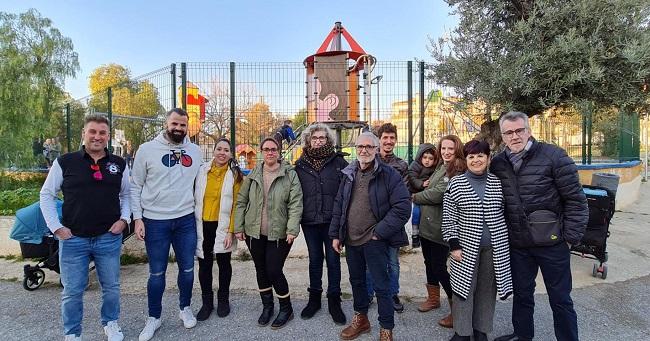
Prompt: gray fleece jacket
<box><xmin>130</xmin><ymin>132</ymin><xmax>202</xmax><ymax>220</ymax></box>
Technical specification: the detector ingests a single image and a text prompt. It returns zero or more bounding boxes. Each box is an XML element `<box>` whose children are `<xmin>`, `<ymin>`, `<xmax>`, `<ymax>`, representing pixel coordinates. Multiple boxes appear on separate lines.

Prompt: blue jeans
<box><xmin>303</xmin><ymin>223</ymin><xmax>341</xmax><ymax>295</ymax></box>
<box><xmin>511</xmin><ymin>242</ymin><xmax>578</xmax><ymax>341</ymax></box>
<box><xmin>346</xmin><ymin>239</ymin><xmax>394</xmax><ymax>329</ymax></box>
<box><xmin>366</xmin><ymin>246</ymin><xmax>400</xmax><ymax>297</ymax></box>
<box><xmin>144</xmin><ymin>213</ymin><xmax>197</xmax><ymax>318</ymax></box>
<box><xmin>412</xmin><ymin>204</ymin><xmax>421</xmax><ymax>226</ymax></box>
<box><xmin>59</xmin><ymin>231</ymin><xmax>122</xmax><ymax>337</ymax></box>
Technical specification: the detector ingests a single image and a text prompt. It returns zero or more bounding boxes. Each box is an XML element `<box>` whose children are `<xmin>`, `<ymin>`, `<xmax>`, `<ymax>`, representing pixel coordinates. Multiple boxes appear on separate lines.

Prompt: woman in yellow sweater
<box><xmin>194</xmin><ymin>138</ymin><xmax>244</xmax><ymax>321</ymax></box>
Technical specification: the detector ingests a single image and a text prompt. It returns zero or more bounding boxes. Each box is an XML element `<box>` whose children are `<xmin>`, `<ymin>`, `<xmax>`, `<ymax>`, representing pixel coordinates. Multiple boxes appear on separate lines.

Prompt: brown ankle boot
<box><xmin>418</xmin><ymin>284</ymin><xmax>441</xmax><ymax>312</ymax></box>
<box><xmin>340</xmin><ymin>312</ymin><xmax>370</xmax><ymax>340</ymax></box>
<box><xmin>438</xmin><ymin>298</ymin><xmax>453</xmax><ymax>328</ymax></box>
<box><xmin>379</xmin><ymin>328</ymin><xmax>393</xmax><ymax>341</ymax></box>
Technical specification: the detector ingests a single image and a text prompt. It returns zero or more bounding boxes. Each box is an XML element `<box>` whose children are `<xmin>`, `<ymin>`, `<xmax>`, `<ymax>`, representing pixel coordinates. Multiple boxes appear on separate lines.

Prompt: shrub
<box><xmin>0</xmin><ymin>188</ymin><xmax>41</xmax><ymax>215</ymax></box>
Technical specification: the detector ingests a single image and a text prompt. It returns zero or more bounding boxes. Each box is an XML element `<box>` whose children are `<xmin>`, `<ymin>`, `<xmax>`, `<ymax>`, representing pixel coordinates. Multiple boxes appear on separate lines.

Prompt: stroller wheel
<box><xmin>23</xmin><ymin>268</ymin><xmax>45</xmax><ymax>291</ymax></box>
<box><xmin>601</xmin><ymin>264</ymin><xmax>608</xmax><ymax>280</ymax></box>
<box><xmin>592</xmin><ymin>263</ymin><xmax>598</xmax><ymax>277</ymax></box>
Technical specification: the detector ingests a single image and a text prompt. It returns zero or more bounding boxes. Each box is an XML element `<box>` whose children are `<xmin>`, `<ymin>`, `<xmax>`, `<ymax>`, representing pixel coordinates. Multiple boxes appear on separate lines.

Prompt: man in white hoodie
<box><xmin>130</xmin><ymin>108</ymin><xmax>203</xmax><ymax>341</ymax></box>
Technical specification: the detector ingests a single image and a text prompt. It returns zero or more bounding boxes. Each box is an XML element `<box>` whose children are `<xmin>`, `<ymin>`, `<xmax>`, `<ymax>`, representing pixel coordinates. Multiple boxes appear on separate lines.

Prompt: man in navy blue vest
<box><xmin>41</xmin><ymin>114</ymin><xmax>130</xmax><ymax>341</ymax></box>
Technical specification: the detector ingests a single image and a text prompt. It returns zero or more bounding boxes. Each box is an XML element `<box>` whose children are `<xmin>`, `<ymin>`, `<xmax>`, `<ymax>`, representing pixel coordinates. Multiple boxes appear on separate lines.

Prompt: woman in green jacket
<box><xmin>412</xmin><ymin>135</ymin><xmax>466</xmax><ymax>328</ymax></box>
<box><xmin>234</xmin><ymin>137</ymin><xmax>303</xmax><ymax>330</ymax></box>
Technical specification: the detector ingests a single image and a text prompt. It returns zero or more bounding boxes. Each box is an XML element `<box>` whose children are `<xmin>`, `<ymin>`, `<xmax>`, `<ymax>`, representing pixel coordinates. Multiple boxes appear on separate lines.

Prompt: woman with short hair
<box><xmin>234</xmin><ymin>137</ymin><xmax>303</xmax><ymax>330</ymax></box>
<box><xmin>441</xmin><ymin>139</ymin><xmax>513</xmax><ymax>341</ymax></box>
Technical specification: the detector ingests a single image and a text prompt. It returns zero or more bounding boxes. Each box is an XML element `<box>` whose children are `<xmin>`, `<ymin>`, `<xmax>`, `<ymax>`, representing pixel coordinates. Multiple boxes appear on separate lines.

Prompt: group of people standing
<box><xmin>34</xmin><ymin>137</ymin><xmax>62</xmax><ymax>168</ymax></box>
<box><xmin>39</xmin><ymin>108</ymin><xmax>588</xmax><ymax>341</ymax></box>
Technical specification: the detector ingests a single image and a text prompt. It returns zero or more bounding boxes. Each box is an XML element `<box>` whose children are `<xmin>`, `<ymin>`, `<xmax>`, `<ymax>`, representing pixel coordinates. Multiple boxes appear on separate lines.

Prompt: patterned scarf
<box><xmin>302</xmin><ymin>142</ymin><xmax>335</xmax><ymax>171</ymax></box>
<box><xmin>507</xmin><ymin>139</ymin><xmax>533</xmax><ymax>172</ymax></box>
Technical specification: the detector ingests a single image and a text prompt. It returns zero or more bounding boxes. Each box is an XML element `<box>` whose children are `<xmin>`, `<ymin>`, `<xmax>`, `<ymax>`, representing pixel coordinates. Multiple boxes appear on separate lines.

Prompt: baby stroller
<box><xmin>571</xmin><ymin>185</ymin><xmax>615</xmax><ymax>279</ymax></box>
<box><xmin>10</xmin><ymin>201</ymin><xmax>136</xmax><ymax>291</ymax></box>
<box><xmin>10</xmin><ymin>200</ymin><xmax>63</xmax><ymax>291</ymax></box>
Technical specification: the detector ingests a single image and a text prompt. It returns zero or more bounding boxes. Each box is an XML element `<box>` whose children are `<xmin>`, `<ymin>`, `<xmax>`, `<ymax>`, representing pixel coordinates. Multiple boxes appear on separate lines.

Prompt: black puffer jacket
<box><xmin>490</xmin><ymin>139</ymin><xmax>588</xmax><ymax>248</ymax></box>
<box><xmin>295</xmin><ymin>152</ymin><xmax>348</xmax><ymax>226</ymax></box>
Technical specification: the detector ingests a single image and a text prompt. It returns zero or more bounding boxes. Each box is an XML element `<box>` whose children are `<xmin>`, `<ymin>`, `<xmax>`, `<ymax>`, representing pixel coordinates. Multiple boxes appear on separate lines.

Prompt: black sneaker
<box><xmin>392</xmin><ymin>295</ymin><xmax>404</xmax><ymax>313</ymax></box>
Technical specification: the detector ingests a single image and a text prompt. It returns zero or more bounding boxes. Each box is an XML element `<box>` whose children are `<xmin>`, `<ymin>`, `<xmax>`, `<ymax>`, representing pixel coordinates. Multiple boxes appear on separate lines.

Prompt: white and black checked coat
<box><xmin>441</xmin><ymin>173</ymin><xmax>513</xmax><ymax>300</ymax></box>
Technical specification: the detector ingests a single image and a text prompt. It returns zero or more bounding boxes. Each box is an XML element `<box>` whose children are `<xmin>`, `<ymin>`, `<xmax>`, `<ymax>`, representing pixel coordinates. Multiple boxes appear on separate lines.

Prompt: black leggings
<box><xmin>245</xmin><ymin>234</ymin><xmax>292</xmax><ymax>296</ymax></box>
<box><xmin>198</xmin><ymin>221</ymin><xmax>232</xmax><ymax>298</ymax></box>
<box><xmin>421</xmin><ymin>237</ymin><xmax>453</xmax><ymax>298</ymax></box>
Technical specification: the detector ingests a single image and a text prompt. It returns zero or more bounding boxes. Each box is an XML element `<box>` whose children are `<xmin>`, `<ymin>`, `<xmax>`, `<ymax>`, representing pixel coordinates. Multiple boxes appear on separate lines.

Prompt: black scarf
<box><xmin>302</xmin><ymin>142</ymin><xmax>335</xmax><ymax>171</ymax></box>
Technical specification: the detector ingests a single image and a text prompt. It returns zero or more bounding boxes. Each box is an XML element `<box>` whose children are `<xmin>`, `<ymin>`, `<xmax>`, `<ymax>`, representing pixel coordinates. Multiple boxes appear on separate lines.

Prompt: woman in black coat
<box><xmin>295</xmin><ymin>123</ymin><xmax>348</xmax><ymax>325</ymax></box>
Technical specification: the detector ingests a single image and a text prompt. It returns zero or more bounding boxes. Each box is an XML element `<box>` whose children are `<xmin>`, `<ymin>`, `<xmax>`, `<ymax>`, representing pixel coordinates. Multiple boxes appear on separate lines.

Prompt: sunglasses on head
<box><xmin>90</xmin><ymin>164</ymin><xmax>103</xmax><ymax>181</ymax></box>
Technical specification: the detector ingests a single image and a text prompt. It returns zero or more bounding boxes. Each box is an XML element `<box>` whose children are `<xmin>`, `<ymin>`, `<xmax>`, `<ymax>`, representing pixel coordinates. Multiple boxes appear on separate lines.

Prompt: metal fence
<box><xmin>66</xmin><ymin>61</ymin><xmax>642</xmax><ymax>167</ymax></box>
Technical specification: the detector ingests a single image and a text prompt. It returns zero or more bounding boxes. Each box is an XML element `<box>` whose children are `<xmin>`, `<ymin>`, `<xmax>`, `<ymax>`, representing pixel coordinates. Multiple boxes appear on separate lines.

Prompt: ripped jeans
<box><xmin>143</xmin><ymin>213</ymin><xmax>197</xmax><ymax>318</ymax></box>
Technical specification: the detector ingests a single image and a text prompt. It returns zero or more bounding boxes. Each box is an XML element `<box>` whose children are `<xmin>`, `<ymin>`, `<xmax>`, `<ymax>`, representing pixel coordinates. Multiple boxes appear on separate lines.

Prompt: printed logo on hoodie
<box><xmin>161</xmin><ymin>149</ymin><xmax>193</xmax><ymax>167</ymax></box>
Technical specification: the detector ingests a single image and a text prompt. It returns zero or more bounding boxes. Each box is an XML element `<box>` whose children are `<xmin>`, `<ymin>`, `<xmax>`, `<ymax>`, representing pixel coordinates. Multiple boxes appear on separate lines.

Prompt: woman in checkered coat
<box><xmin>441</xmin><ymin>140</ymin><xmax>513</xmax><ymax>341</ymax></box>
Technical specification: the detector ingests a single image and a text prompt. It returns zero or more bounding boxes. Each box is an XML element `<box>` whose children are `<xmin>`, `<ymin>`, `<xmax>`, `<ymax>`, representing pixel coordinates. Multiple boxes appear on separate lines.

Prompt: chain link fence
<box><xmin>65</xmin><ymin>61</ymin><xmax>642</xmax><ymax>168</ymax></box>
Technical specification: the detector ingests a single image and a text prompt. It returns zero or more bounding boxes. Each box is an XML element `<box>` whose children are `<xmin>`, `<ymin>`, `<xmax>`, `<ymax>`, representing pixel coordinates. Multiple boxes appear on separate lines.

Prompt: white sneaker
<box><xmin>104</xmin><ymin>321</ymin><xmax>124</xmax><ymax>341</ymax></box>
<box><xmin>138</xmin><ymin>317</ymin><xmax>161</xmax><ymax>341</ymax></box>
<box><xmin>64</xmin><ymin>335</ymin><xmax>81</xmax><ymax>341</ymax></box>
<box><xmin>179</xmin><ymin>306</ymin><xmax>197</xmax><ymax>329</ymax></box>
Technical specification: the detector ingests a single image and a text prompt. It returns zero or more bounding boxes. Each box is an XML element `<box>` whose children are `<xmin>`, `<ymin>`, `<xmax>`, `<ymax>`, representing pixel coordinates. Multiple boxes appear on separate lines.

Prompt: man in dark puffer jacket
<box><xmin>491</xmin><ymin>111</ymin><xmax>588</xmax><ymax>341</ymax></box>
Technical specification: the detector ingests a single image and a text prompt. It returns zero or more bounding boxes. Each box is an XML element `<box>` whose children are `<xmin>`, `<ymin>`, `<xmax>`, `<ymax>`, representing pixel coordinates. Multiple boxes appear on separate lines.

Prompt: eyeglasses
<box><xmin>355</xmin><ymin>145</ymin><xmax>376</xmax><ymax>151</ymax></box>
<box><xmin>90</xmin><ymin>164</ymin><xmax>103</xmax><ymax>181</ymax></box>
<box><xmin>310</xmin><ymin>136</ymin><xmax>327</xmax><ymax>142</ymax></box>
<box><xmin>501</xmin><ymin>128</ymin><xmax>527</xmax><ymax>138</ymax></box>
<box><xmin>262</xmin><ymin>148</ymin><xmax>278</xmax><ymax>153</ymax></box>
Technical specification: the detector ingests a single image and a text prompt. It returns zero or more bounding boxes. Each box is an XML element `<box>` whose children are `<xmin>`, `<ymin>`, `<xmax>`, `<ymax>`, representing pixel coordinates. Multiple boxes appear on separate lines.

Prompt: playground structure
<box><xmin>290</xmin><ymin>22</ymin><xmax>375</xmax><ymax>161</ymax></box>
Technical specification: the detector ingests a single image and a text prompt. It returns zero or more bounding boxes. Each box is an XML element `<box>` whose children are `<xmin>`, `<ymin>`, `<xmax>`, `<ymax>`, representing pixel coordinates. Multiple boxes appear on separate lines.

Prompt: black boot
<box><xmin>271</xmin><ymin>295</ymin><xmax>294</xmax><ymax>329</ymax></box>
<box><xmin>392</xmin><ymin>295</ymin><xmax>404</xmax><ymax>313</ymax></box>
<box><xmin>449</xmin><ymin>333</ymin><xmax>471</xmax><ymax>341</ymax></box>
<box><xmin>411</xmin><ymin>234</ymin><xmax>421</xmax><ymax>248</ymax></box>
<box><xmin>473</xmin><ymin>330</ymin><xmax>488</xmax><ymax>341</ymax></box>
<box><xmin>300</xmin><ymin>288</ymin><xmax>322</xmax><ymax>319</ymax></box>
<box><xmin>196</xmin><ymin>292</ymin><xmax>214</xmax><ymax>321</ymax></box>
<box><xmin>216</xmin><ymin>291</ymin><xmax>230</xmax><ymax>317</ymax></box>
<box><xmin>327</xmin><ymin>293</ymin><xmax>346</xmax><ymax>325</ymax></box>
<box><xmin>257</xmin><ymin>290</ymin><xmax>274</xmax><ymax>326</ymax></box>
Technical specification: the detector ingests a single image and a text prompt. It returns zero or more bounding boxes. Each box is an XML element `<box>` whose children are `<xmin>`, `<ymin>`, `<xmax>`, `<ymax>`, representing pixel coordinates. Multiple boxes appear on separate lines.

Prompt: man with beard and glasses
<box><xmin>130</xmin><ymin>108</ymin><xmax>203</xmax><ymax>341</ymax></box>
<box><xmin>365</xmin><ymin>123</ymin><xmax>409</xmax><ymax>313</ymax></box>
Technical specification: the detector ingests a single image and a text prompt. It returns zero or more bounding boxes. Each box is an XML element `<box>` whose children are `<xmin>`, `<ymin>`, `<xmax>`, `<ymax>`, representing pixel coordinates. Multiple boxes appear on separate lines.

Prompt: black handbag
<box><xmin>507</xmin><ymin>166</ymin><xmax>563</xmax><ymax>246</ymax></box>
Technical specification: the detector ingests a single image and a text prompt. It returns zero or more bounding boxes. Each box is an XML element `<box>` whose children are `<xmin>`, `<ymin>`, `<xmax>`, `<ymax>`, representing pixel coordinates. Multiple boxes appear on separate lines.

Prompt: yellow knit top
<box><xmin>202</xmin><ymin>163</ymin><xmax>241</xmax><ymax>232</ymax></box>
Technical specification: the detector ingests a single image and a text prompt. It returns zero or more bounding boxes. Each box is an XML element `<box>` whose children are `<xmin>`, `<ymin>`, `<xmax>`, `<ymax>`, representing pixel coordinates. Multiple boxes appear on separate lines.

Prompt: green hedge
<box><xmin>0</xmin><ymin>188</ymin><xmax>40</xmax><ymax>215</ymax></box>
<box><xmin>0</xmin><ymin>171</ymin><xmax>46</xmax><ymax>215</ymax></box>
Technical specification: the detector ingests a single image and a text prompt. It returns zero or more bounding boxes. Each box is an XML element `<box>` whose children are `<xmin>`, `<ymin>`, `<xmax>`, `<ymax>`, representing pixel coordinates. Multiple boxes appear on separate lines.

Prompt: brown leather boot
<box><xmin>379</xmin><ymin>328</ymin><xmax>393</xmax><ymax>341</ymax></box>
<box><xmin>418</xmin><ymin>284</ymin><xmax>441</xmax><ymax>312</ymax></box>
<box><xmin>438</xmin><ymin>298</ymin><xmax>453</xmax><ymax>328</ymax></box>
<box><xmin>340</xmin><ymin>312</ymin><xmax>370</xmax><ymax>340</ymax></box>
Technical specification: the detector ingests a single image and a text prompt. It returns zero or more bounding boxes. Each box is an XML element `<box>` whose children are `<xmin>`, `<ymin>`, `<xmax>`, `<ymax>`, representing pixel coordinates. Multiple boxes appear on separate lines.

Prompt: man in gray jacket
<box><xmin>131</xmin><ymin>108</ymin><xmax>203</xmax><ymax>341</ymax></box>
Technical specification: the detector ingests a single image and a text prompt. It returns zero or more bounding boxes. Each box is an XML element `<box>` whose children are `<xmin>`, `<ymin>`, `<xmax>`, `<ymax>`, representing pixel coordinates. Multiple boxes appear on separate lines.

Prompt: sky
<box><xmin>1</xmin><ymin>0</ymin><xmax>457</xmax><ymax>99</ymax></box>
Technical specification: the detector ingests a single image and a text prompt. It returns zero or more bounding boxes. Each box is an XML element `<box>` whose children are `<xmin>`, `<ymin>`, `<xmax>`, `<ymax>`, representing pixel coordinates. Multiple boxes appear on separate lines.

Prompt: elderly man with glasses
<box><xmin>329</xmin><ymin>132</ymin><xmax>411</xmax><ymax>341</ymax></box>
<box><xmin>490</xmin><ymin>111</ymin><xmax>588</xmax><ymax>341</ymax></box>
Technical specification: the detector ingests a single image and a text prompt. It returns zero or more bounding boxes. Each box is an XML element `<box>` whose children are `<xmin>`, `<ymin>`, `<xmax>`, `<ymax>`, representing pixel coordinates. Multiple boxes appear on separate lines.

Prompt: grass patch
<box><xmin>3</xmin><ymin>254</ymin><xmax>24</xmax><ymax>262</ymax></box>
<box><xmin>0</xmin><ymin>277</ymin><xmax>19</xmax><ymax>283</ymax></box>
<box><xmin>233</xmin><ymin>250</ymin><xmax>252</xmax><ymax>261</ymax></box>
<box><xmin>120</xmin><ymin>254</ymin><xmax>148</xmax><ymax>265</ymax></box>
<box><xmin>399</xmin><ymin>246</ymin><xmax>418</xmax><ymax>255</ymax></box>
<box><xmin>341</xmin><ymin>292</ymin><xmax>353</xmax><ymax>300</ymax></box>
